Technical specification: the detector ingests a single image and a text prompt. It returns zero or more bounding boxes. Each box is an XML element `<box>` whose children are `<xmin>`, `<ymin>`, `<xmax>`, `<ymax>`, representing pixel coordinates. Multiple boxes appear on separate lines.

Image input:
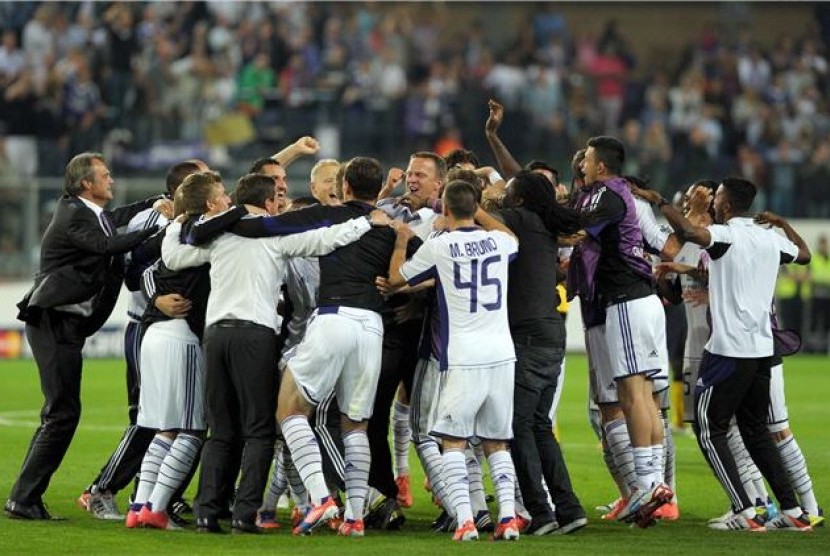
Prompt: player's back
<box><xmin>431</xmin><ymin>227</ymin><xmax>517</xmax><ymax>370</ymax></box>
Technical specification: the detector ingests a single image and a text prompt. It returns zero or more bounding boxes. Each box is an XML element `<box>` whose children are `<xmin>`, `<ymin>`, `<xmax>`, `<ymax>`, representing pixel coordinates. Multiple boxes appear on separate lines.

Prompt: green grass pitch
<box><xmin>0</xmin><ymin>354</ymin><xmax>828</xmax><ymax>554</ymax></box>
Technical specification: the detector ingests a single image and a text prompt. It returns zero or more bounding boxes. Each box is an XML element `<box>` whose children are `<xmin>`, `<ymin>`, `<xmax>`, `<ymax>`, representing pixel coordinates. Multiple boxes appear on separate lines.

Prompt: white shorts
<box><xmin>287</xmin><ymin>306</ymin><xmax>383</xmax><ymax>422</ymax></box>
<box><xmin>430</xmin><ymin>362</ymin><xmax>515</xmax><ymax>441</ymax></box>
<box><xmin>137</xmin><ymin>319</ymin><xmax>206</xmax><ymax>431</ymax></box>
<box><xmin>606</xmin><ymin>295</ymin><xmax>668</xmax><ymax>382</ymax></box>
<box><xmin>767</xmin><ymin>363</ymin><xmax>789</xmax><ymax>432</ymax></box>
<box><xmin>587</xmin><ymin>325</ymin><xmax>618</xmax><ymax>404</ymax></box>
<box><xmin>410</xmin><ymin>356</ymin><xmax>441</xmax><ymax>443</ymax></box>
<box><xmin>653</xmin><ymin>377</ymin><xmax>669</xmax><ymax>410</ymax></box>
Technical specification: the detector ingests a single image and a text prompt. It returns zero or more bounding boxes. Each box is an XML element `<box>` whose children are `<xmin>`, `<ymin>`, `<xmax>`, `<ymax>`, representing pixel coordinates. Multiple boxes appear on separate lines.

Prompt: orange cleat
<box><xmin>396</xmin><ymin>475</ymin><xmax>413</xmax><ymax>508</ymax></box>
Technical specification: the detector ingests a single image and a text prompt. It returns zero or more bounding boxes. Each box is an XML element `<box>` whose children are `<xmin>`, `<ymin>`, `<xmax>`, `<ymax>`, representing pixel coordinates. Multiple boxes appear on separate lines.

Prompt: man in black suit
<box><xmin>5</xmin><ymin>152</ymin><xmax>166</xmax><ymax>521</ymax></box>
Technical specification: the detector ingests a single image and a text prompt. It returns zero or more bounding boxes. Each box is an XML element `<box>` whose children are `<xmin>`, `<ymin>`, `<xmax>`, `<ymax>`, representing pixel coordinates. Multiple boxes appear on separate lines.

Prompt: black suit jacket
<box><xmin>17</xmin><ymin>195</ymin><xmax>160</xmax><ymax>333</ymax></box>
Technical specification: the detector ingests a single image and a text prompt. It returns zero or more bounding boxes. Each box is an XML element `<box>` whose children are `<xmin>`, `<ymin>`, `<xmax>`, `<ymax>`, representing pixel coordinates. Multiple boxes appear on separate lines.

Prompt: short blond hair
<box><xmin>310</xmin><ymin>159</ymin><xmax>340</xmax><ymax>182</ymax></box>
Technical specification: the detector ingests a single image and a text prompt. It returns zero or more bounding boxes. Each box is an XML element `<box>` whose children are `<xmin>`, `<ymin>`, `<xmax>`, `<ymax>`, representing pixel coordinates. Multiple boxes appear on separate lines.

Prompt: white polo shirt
<box><xmin>704</xmin><ymin>217</ymin><xmax>798</xmax><ymax>358</ymax></box>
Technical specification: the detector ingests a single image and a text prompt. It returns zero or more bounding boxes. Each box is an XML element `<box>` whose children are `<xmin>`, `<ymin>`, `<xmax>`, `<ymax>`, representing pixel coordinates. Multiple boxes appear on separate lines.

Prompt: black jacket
<box><xmin>17</xmin><ymin>195</ymin><xmax>159</xmax><ymax>333</ymax></box>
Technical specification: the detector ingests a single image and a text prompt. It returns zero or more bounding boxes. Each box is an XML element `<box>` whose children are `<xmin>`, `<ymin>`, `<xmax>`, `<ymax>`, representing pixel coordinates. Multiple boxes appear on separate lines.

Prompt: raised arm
<box><xmin>755</xmin><ymin>211</ymin><xmax>811</xmax><ymax>265</ymax></box>
<box><xmin>631</xmin><ymin>185</ymin><xmax>712</xmax><ymax>247</ymax></box>
<box><xmin>484</xmin><ymin>99</ymin><xmax>523</xmax><ymax>179</ymax></box>
<box><xmin>475</xmin><ymin>206</ymin><xmax>517</xmax><ymax>241</ymax></box>
<box><xmin>387</xmin><ymin>223</ymin><xmax>418</xmax><ymax>289</ymax></box>
<box><xmin>272</xmin><ymin>136</ymin><xmax>320</xmax><ymax>168</ymax></box>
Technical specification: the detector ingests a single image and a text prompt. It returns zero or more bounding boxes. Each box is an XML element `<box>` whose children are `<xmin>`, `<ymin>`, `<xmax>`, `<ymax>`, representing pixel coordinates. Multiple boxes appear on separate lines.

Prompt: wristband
<box><xmin>657</xmin><ymin>197</ymin><xmax>669</xmax><ymax>208</ymax></box>
<box><xmin>488</xmin><ymin>170</ymin><xmax>503</xmax><ymax>185</ymax></box>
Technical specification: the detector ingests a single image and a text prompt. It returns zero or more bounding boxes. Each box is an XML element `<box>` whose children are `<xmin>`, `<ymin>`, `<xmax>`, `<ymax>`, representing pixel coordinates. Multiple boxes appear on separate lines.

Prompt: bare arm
<box><xmin>272</xmin><ymin>136</ymin><xmax>320</xmax><ymax>168</ymax></box>
<box><xmin>755</xmin><ymin>211</ymin><xmax>811</xmax><ymax>265</ymax></box>
<box><xmin>484</xmin><ymin>99</ymin><xmax>523</xmax><ymax>178</ymax></box>
<box><xmin>631</xmin><ymin>185</ymin><xmax>712</xmax><ymax>247</ymax></box>
<box><xmin>387</xmin><ymin>224</ymin><xmax>416</xmax><ymax>289</ymax></box>
<box><xmin>475</xmin><ymin>206</ymin><xmax>517</xmax><ymax>241</ymax></box>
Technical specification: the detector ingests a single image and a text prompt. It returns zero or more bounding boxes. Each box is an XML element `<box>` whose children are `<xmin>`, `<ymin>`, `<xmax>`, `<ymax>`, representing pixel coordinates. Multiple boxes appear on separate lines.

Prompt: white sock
<box><xmin>148</xmin><ymin>433</ymin><xmax>202</xmax><ymax>512</ymax></box>
<box><xmin>632</xmin><ymin>446</ymin><xmax>653</xmax><ymax>490</ymax></box>
<box><xmin>415</xmin><ymin>439</ymin><xmax>448</xmax><ymax>508</ymax></box>
<box><xmin>662</xmin><ymin>415</ymin><xmax>677</xmax><ymax>498</ymax></box>
<box><xmin>283</xmin><ymin>446</ymin><xmax>309</xmax><ymax>508</ymax></box>
<box><xmin>651</xmin><ymin>443</ymin><xmax>665</xmax><ymax>487</ymax></box>
<box><xmin>603</xmin><ymin>419</ymin><xmax>638</xmax><ymax>493</ymax></box>
<box><xmin>442</xmin><ymin>449</ymin><xmax>473</xmax><ymax>524</ymax></box>
<box><xmin>727</xmin><ymin>422</ymin><xmax>760</xmax><ymax>502</ymax></box>
<box><xmin>776</xmin><ymin>435</ymin><xmax>819</xmax><ymax>515</ymax></box>
<box><xmin>135</xmin><ymin>435</ymin><xmax>172</xmax><ymax>507</ymax></box>
<box><xmin>487</xmin><ymin>451</ymin><xmax>516</xmax><ymax>521</ymax></box>
<box><xmin>262</xmin><ymin>440</ymin><xmax>288</xmax><ymax>512</ymax></box>
<box><xmin>342</xmin><ymin>430</ymin><xmax>371</xmax><ymax>520</ymax></box>
<box><xmin>281</xmin><ymin>415</ymin><xmax>329</xmax><ymax>503</ymax></box>
<box><xmin>465</xmin><ymin>448</ymin><xmax>488</xmax><ymax>513</ymax></box>
<box><xmin>392</xmin><ymin>401</ymin><xmax>411</xmax><ymax>477</ymax></box>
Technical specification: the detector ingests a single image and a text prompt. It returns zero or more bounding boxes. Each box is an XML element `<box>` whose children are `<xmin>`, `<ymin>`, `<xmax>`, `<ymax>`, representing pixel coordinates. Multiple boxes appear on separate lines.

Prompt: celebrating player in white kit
<box><xmin>388</xmin><ymin>179</ymin><xmax>521</xmax><ymax>541</ymax></box>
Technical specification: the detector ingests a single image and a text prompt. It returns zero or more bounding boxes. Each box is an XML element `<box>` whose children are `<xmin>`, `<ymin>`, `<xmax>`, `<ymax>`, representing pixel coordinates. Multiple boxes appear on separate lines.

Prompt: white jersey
<box><xmin>125</xmin><ymin>207</ymin><xmax>168</xmax><ymax>322</ymax></box>
<box><xmin>634</xmin><ymin>196</ymin><xmax>670</xmax><ymax>254</ymax></box>
<box><xmin>705</xmin><ymin>217</ymin><xmax>799</xmax><ymax>357</ymax></box>
<box><xmin>400</xmin><ymin>227</ymin><xmax>518</xmax><ymax>371</ymax></box>
<box><xmin>675</xmin><ymin>242</ymin><xmax>710</xmax><ymax>358</ymax></box>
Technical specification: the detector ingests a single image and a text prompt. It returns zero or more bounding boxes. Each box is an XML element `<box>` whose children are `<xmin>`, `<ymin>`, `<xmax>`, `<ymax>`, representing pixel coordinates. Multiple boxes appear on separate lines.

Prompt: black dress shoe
<box><xmin>4</xmin><ymin>499</ymin><xmax>65</xmax><ymax>521</ymax></box>
<box><xmin>195</xmin><ymin>516</ymin><xmax>224</xmax><ymax>534</ymax></box>
<box><xmin>231</xmin><ymin>519</ymin><xmax>261</xmax><ymax>534</ymax></box>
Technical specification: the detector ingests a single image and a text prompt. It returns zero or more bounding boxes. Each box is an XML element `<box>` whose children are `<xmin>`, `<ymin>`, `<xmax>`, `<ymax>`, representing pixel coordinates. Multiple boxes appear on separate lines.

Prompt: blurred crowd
<box><xmin>1</xmin><ymin>1</ymin><xmax>830</xmax><ymax>220</ymax></box>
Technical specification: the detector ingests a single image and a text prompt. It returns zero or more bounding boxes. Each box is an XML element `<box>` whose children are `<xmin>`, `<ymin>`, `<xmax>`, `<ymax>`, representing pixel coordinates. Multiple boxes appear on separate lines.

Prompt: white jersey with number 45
<box><xmin>400</xmin><ymin>227</ymin><xmax>518</xmax><ymax>372</ymax></box>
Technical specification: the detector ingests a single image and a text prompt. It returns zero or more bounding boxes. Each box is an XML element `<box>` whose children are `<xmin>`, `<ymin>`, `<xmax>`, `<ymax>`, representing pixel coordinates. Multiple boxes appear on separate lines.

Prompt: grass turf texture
<box><xmin>0</xmin><ymin>354</ymin><xmax>828</xmax><ymax>555</ymax></box>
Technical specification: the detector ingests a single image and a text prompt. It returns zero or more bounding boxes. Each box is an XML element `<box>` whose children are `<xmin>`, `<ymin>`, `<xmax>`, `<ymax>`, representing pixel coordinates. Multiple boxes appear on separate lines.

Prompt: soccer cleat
<box><xmin>553</xmin><ymin>516</ymin><xmax>588</xmax><ymax>535</ymax></box>
<box><xmin>764</xmin><ymin>513</ymin><xmax>813</xmax><ymax>532</ymax></box>
<box><xmin>808</xmin><ymin>508</ymin><xmax>824</xmax><ymax>528</ymax></box>
<box><xmin>338</xmin><ymin>518</ymin><xmax>365</xmax><ymax>537</ymax></box>
<box><xmin>364</xmin><ymin>496</ymin><xmax>406</xmax><ymax>530</ymax></box>
<box><xmin>87</xmin><ymin>490</ymin><xmax>125</xmax><ymax>521</ymax></box>
<box><xmin>596</xmin><ymin>498</ymin><xmax>620</xmax><ymax>513</ymax></box>
<box><xmin>137</xmin><ymin>506</ymin><xmax>182</xmax><ymax>531</ymax></box>
<box><xmin>474</xmin><ymin>509</ymin><xmax>494</xmax><ymax>532</ymax></box>
<box><xmin>515</xmin><ymin>514</ymin><xmax>530</xmax><ymax>533</ymax></box>
<box><xmin>653</xmin><ymin>501</ymin><xmax>680</xmax><ymax>520</ymax></box>
<box><xmin>256</xmin><ymin>509</ymin><xmax>281</xmax><ymax>529</ymax></box>
<box><xmin>708</xmin><ymin>513</ymin><xmax>766</xmax><ymax>532</ymax></box>
<box><xmin>708</xmin><ymin>509</ymin><xmax>734</xmax><ymax>525</ymax></box>
<box><xmin>395</xmin><ymin>475</ymin><xmax>413</xmax><ymax>508</ymax></box>
<box><xmin>600</xmin><ymin>497</ymin><xmax>626</xmax><ymax>520</ymax></box>
<box><xmin>617</xmin><ymin>484</ymin><xmax>673</xmax><ymax>523</ymax></box>
<box><xmin>291</xmin><ymin>505</ymin><xmax>305</xmax><ymax>529</ymax></box>
<box><xmin>756</xmin><ymin>496</ymin><xmax>779</xmax><ymax>520</ymax></box>
<box><xmin>292</xmin><ymin>497</ymin><xmax>339</xmax><ymax>535</ymax></box>
<box><xmin>452</xmin><ymin>519</ymin><xmax>479</xmax><ymax>541</ymax></box>
<box><xmin>125</xmin><ymin>504</ymin><xmax>143</xmax><ymax>528</ymax></box>
<box><xmin>493</xmin><ymin>517</ymin><xmax>520</xmax><ymax>541</ymax></box>
<box><xmin>76</xmin><ymin>491</ymin><xmax>91</xmax><ymax>512</ymax></box>
<box><xmin>430</xmin><ymin>509</ymin><xmax>453</xmax><ymax>532</ymax></box>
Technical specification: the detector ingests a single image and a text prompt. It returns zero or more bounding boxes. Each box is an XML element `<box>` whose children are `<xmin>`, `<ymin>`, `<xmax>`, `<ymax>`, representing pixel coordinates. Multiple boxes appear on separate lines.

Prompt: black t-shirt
<box><xmin>499</xmin><ymin>207</ymin><xmax>565</xmax><ymax>347</ymax></box>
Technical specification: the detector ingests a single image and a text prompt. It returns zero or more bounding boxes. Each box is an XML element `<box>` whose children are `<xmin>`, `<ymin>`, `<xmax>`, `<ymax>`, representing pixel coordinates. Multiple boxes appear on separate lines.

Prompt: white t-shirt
<box><xmin>674</xmin><ymin>242</ymin><xmax>710</xmax><ymax>359</ymax></box>
<box><xmin>400</xmin><ymin>227</ymin><xmax>518</xmax><ymax>371</ymax></box>
<box><xmin>704</xmin><ymin>217</ymin><xmax>798</xmax><ymax>357</ymax></box>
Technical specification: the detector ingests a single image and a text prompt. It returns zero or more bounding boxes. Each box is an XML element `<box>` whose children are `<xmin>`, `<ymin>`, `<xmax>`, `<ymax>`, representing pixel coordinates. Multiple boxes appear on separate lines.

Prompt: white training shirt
<box><xmin>634</xmin><ymin>196</ymin><xmax>670</xmax><ymax>253</ymax></box>
<box><xmin>125</xmin><ymin>207</ymin><xmax>169</xmax><ymax>322</ymax></box>
<box><xmin>704</xmin><ymin>217</ymin><xmax>798</xmax><ymax>358</ymax></box>
<box><xmin>162</xmin><ymin>215</ymin><xmax>372</xmax><ymax>331</ymax></box>
<box><xmin>674</xmin><ymin>241</ymin><xmax>710</xmax><ymax>360</ymax></box>
<box><xmin>400</xmin><ymin>227</ymin><xmax>518</xmax><ymax>371</ymax></box>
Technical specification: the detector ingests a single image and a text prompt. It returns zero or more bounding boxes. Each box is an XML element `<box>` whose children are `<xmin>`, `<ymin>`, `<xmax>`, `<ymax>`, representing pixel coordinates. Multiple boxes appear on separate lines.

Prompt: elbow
<box><xmin>797</xmin><ymin>251</ymin><xmax>811</xmax><ymax>265</ymax></box>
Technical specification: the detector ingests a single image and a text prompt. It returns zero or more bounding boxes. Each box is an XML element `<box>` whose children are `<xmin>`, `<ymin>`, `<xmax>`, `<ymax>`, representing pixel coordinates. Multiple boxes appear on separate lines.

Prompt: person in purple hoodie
<box><xmin>568</xmin><ymin>136</ymin><xmax>673</xmax><ymax>527</ymax></box>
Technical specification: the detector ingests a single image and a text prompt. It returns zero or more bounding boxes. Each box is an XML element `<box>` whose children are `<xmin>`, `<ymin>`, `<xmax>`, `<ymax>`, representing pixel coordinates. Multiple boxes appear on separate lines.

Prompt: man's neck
<box><xmin>78</xmin><ymin>193</ymin><xmax>106</xmax><ymax>208</ymax></box>
<box><xmin>449</xmin><ymin>218</ymin><xmax>476</xmax><ymax>230</ymax></box>
<box><xmin>244</xmin><ymin>204</ymin><xmax>267</xmax><ymax>215</ymax></box>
